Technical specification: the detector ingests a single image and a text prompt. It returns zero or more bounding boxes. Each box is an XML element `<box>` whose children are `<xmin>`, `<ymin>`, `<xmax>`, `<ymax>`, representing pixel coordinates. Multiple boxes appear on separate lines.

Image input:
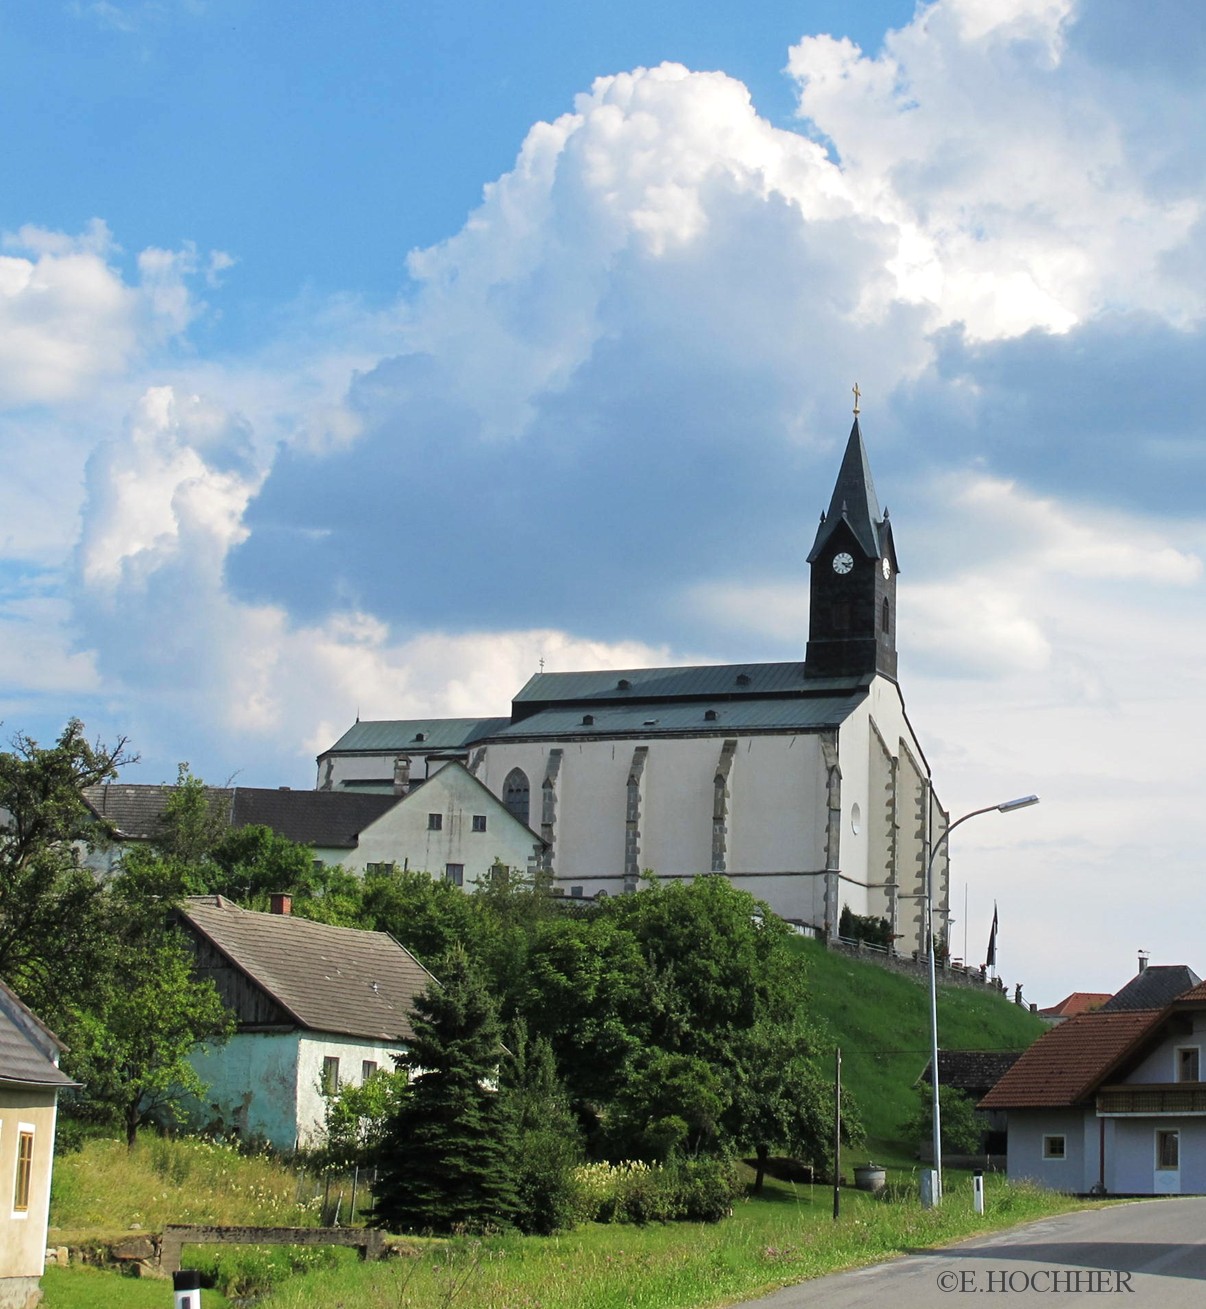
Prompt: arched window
<box><xmin>881</xmin><ymin>598</ymin><xmax>890</xmax><ymax>634</ymax></box>
<box><xmin>503</xmin><ymin>768</ymin><xmax>530</xmax><ymax>826</ymax></box>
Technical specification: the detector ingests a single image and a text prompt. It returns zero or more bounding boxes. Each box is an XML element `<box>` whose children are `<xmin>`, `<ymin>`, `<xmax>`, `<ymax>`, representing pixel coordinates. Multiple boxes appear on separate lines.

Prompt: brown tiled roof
<box><xmin>1039</xmin><ymin>992</ymin><xmax>1112</xmax><ymax>1018</ymax></box>
<box><xmin>178</xmin><ymin>896</ymin><xmax>435</xmax><ymax>1041</ymax></box>
<box><xmin>0</xmin><ymin>981</ymin><xmax>78</xmax><ymax>1089</ymax></box>
<box><xmin>1174</xmin><ymin>980</ymin><xmax>1206</xmax><ymax>1005</ymax></box>
<box><xmin>979</xmin><ymin>1010</ymin><xmax>1162</xmax><ymax>1109</ymax></box>
<box><xmin>83</xmin><ymin>783</ymin><xmax>400</xmax><ymax>850</ymax></box>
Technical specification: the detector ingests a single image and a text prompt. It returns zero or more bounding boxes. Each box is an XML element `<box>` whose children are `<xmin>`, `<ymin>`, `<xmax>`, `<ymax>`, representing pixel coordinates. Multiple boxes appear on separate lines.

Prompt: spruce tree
<box><xmin>371</xmin><ymin>945</ymin><xmax>518</xmax><ymax>1233</ymax></box>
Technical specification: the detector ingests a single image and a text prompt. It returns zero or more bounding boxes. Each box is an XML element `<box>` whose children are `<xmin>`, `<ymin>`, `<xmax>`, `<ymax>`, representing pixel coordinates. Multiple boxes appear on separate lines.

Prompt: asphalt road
<box><xmin>733</xmin><ymin>1198</ymin><xmax>1206</xmax><ymax>1309</ymax></box>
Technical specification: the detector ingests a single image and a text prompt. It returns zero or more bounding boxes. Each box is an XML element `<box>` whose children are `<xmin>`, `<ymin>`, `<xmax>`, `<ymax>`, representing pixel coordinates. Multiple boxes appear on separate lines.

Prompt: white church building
<box><xmin>317</xmin><ymin>419</ymin><xmax>950</xmax><ymax>954</ymax></box>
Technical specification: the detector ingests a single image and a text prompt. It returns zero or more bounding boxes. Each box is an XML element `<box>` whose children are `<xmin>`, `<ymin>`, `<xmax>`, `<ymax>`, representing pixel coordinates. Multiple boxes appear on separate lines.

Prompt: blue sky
<box><xmin>3</xmin><ymin>0</ymin><xmax>1204</xmax><ymax>1004</ymax></box>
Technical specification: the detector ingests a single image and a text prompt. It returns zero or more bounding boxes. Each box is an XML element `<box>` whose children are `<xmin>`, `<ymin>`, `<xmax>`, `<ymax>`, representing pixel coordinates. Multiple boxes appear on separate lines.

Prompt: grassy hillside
<box><xmin>792</xmin><ymin>938</ymin><xmax>1047</xmax><ymax>1164</ymax></box>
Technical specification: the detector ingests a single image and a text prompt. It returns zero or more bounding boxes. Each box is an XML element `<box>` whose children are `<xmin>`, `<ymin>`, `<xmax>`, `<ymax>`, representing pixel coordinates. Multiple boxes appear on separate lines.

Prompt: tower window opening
<box><xmin>882</xmin><ymin>598</ymin><xmax>890</xmax><ymax>634</ymax></box>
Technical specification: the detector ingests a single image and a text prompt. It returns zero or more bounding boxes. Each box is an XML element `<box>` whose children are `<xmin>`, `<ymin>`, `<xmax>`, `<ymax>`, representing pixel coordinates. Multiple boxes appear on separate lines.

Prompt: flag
<box><xmin>986</xmin><ymin>902</ymin><xmax>999</xmax><ymax>969</ymax></box>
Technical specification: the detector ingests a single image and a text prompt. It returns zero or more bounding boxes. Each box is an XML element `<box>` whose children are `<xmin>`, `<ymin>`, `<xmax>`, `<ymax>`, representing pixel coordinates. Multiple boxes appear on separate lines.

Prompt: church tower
<box><xmin>804</xmin><ymin>415</ymin><xmax>898</xmax><ymax>681</ymax></box>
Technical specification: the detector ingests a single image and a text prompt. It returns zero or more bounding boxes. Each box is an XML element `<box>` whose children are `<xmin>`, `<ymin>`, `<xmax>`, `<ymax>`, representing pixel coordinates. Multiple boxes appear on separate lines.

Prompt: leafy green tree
<box><xmin>358</xmin><ymin>865</ymin><xmax>480</xmax><ymax>964</ymax></box>
<box><xmin>0</xmin><ymin>719</ymin><xmax>133</xmax><ymax>1012</ymax></box>
<box><xmin>725</xmin><ymin>1022</ymin><xmax>857</xmax><ymax>1192</ymax></box>
<box><xmin>371</xmin><ymin>946</ymin><xmax>518</xmax><ymax>1233</ymax></box>
<box><xmin>501</xmin><ymin>1020</ymin><xmax>583</xmax><ymax>1234</ymax></box>
<box><xmin>609</xmin><ymin>1049</ymin><xmax>728</xmax><ymax>1160</ymax></box>
<box><xmin>66</xmin><ymin>926</ymin><xmax>234</xmax><ymax>1148</ymax></box>
<box><xmin>906</xmin><ymin>1085</ymin><xmax>983</xmax><ymax>1157</ymax></box>
<box><xmin>320</xmin><ymin>1067</ymin><xmax>409</xmax><ymax>1170</ymax></box>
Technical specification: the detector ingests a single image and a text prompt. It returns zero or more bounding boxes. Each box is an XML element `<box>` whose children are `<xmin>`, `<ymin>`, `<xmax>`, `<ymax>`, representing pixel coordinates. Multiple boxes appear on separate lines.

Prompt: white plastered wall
<box><xmin>0</xmin><ymin>1086</ymin><xmax>58</xmax><ymax>1285</ymax></box>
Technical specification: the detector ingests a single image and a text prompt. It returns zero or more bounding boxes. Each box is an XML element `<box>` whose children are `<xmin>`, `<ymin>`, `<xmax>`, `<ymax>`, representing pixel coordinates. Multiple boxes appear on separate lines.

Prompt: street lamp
<box><xmin>925</xmin><ymin>794</ymin><xmax>1039</xmax><ymax>1206</ymax></box>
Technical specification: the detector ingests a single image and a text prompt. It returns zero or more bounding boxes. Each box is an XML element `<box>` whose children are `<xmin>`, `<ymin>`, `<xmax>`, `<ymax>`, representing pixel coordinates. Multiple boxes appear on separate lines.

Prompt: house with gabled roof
<box><xmin>0</xmin><ymin>980</ymin><xmax>77</xmax><ymax>1309</ymax></box>
<box><xmin>83</xmin><ymin>761</ymin><xmax>544</xmax><ymax>890</ymax></box>
<box><xmin>1038</xmin><ymin>992</ymin><xmax>1111</xmax><ymax>1022</ymax></box>
<box><xmin>918</xmin><ymin>1050</ymin><xmax>1023</xmax><ymax>1156</ymax></box>
<box><xmin>981</xmin><ymin>977</ymin><xmax>1206</xmax><ymax>1195</ymax></box>
<box><xmin>175</xmin><ymin>896</ymin><xmax>436</xmax><ymax>1151</ymax></box>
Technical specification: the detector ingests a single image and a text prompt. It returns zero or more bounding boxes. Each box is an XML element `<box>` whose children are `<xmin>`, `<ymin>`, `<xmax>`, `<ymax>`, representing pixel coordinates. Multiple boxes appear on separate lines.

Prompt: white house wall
<box><xmin>0</xmin><ymin>1085</ymin><xmax>58</xmax><ymax>1303</ymax></box>
<box><xmin>337</xmin><ymin>765</ymin><xmax>542</xmax><ymax>886</ymax></box>
<box><xmin>188</xmin><ymin>1030</ymin><xmax>406</xmax><ymax>1152</ymax></box>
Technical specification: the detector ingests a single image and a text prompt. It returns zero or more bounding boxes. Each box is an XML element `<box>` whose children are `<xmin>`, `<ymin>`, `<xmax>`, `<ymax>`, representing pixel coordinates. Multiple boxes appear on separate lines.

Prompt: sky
<box><xmin>2</xmin><ymin>0</ymin><xmax>1204</xmax><ymax>1008</ymax></box>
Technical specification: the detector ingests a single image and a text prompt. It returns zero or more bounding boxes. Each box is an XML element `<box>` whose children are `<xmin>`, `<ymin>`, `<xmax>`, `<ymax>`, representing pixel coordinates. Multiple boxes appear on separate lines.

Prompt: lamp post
<box><xmin>925</xmin><ymin>794</ymin><xmax>1039</xmax><ymax>1206</ymax></box>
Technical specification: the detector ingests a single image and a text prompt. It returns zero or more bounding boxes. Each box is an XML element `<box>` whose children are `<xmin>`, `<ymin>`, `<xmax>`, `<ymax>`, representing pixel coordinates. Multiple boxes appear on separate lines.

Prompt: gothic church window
<box><xmin>503</xmin><ymin>768</ymin><xmax>530</xmax><ymax>825</ymax></box>
<box><xmin>882</xmin><ymin>598</ymin><xmax>890</xmax><ymax>634</ymax></box>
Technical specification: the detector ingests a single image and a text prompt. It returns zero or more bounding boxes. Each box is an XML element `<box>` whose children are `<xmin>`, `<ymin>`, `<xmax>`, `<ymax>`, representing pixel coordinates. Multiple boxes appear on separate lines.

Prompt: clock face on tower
<box><xmin>832</xmin><ymin>552</ymin><xmax>854</xmax><ymax>575</ymax></box>
<box><xmin>881</xmin><ymin>557</ymin><xmax>892</xmax><ymax>580</ymax></box>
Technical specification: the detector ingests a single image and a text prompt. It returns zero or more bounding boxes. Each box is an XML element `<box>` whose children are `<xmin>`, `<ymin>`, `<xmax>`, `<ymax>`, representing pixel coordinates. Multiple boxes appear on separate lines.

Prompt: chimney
<box><xmin>270</xmin><ymin>893</ymin><xmax>292</xmax><ymax>916</ymax></box>
<box><xmin>1138</xmin><ymin>951</ymin><xmax>1149</xmax><ymax>974</ymax></box>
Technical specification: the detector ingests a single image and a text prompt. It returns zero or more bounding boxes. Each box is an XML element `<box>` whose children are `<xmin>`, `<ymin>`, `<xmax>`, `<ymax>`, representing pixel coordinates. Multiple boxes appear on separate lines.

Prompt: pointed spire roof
<box><xmin>807</xmin><ymin>418</ymin><xmax>885</xmax><ymax>562</ymax></box>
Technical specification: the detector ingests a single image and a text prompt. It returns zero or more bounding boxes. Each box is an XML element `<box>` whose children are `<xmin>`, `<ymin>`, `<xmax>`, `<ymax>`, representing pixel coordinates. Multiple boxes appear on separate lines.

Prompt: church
<box><xmin>316</xmin><ymin>416</ymin><xmax>950</xmax><ymax>955</ymax></box>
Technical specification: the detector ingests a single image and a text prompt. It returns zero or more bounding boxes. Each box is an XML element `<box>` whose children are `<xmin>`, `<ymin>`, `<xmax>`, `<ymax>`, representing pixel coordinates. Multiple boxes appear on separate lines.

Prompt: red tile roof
<box><xmin>1039</xmin><ymin>992</ymin><xmax>1111</xmax><ymax>1017</ymax></box>
<box><xmin>1173</xmin><ymin>980</ymin><xmax>1206</xmax><ymax>1005</ymax></box>
<box><xmin>979</xmin><ymin>1009</ymin><xmax>1163</xmax><ymax>1109</ymax></box>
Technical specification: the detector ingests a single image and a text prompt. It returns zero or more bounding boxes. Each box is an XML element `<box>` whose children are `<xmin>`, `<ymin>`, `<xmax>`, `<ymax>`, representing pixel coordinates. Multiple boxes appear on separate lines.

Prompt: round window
<box><xmin>850</xmin><ymin>803</ymin><xmax>862</xmax><ymax>835</ymax></box>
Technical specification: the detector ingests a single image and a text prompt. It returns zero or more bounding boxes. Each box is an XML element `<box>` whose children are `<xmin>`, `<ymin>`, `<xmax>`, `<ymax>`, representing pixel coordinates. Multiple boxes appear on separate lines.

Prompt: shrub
<box><xmin>669</xmin><ymin>1155</ymin><xmax>742</xmax><ymax>1222</ymax></box>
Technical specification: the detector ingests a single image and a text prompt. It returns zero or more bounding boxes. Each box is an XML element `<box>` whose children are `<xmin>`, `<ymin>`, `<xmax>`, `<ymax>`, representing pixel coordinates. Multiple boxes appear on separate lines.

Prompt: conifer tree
<box><xmin>371</xmin><ymin>945</ymin><xmax>518</xmax><ymax>1233</ymax></box>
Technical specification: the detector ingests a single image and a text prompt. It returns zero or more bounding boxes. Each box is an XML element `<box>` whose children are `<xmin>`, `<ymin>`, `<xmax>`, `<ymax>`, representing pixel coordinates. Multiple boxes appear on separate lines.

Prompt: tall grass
<box><xmin>50</xmin><ymin>1136</ymin><xmax>324</xmax><ymax>1235</ymax></box>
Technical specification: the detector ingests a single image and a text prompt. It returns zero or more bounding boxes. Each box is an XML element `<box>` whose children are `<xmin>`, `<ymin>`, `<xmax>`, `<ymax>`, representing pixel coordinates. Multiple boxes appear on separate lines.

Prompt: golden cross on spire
<box><xmin>852</xmin><ymin>382</ymin><xmax>861</xmax><ymax>417</ymax></box>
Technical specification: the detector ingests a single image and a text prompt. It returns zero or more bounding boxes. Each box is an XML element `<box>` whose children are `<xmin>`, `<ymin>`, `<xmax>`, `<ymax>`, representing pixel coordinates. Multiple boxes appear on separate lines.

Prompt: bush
<box><xmin>669</xmin><ymin>1155</ymin><xmax>742</xmax><ymax>1222</ymax></box>
<box><xmin>569</xmin><ymin>1157</ymin><xmax>741</xmax><ymax>1225</ymax></box>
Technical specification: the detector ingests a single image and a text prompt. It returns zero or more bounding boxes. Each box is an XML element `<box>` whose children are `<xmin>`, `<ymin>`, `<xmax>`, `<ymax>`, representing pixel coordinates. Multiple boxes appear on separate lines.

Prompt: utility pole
<box><xmin>833</xmin><ymin>1046</ymin><xmax>842</xmax><ymax>1220</ymax></box>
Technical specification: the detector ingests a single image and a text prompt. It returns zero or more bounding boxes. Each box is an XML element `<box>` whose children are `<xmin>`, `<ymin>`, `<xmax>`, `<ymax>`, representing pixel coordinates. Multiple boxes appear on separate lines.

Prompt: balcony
<box><xmin>1097</xmin><ymin>1083</ymin><xmax>1206</xmax><ymax>1116</ymax></box>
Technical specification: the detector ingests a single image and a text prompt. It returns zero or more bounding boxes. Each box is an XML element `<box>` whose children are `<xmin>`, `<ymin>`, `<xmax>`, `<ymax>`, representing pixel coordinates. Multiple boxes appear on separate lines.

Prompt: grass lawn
<box><xmin>256</xmin><ymin>1171</ymin><xmax>1099</xmax><ymax>1309</ymax></box>
<box><xmin>41</xmin><ymin>1265</ymin><xmax>233</xmax><ymax>1309</ymax></box>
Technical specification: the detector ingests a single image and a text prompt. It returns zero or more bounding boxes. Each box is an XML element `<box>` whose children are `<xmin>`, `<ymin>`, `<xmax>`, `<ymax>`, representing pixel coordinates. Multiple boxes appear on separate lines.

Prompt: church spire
<box><xmin>804</xmin><ymin>408</ymin><xmax>899</xmax><ymax>682</ymax></box>
<box><xmin>807</xmin><ymin>417</ymin><xmax>884</xmax><ymax>564</ymax></box>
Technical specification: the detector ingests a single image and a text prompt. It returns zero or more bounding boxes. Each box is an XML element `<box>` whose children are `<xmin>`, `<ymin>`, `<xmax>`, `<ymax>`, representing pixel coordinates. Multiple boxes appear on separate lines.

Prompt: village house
<box><xmin>83</xmin><ymin>760</ymin><xmax>544</xmax><ymax>889</ymax></box>
<box><xmin>0</xmin><ymin>981</ymin><xmax>77</xmax><ymax>1309</ymax></box>
<box><xmin>174</xmin><ymin>896</ymin><xmax>435</xmax><ymax>1151</ymax></box>
<box><xmin>981</xmin><ymin>976</ymin><xmax>1206</xmax><ymax>1195</ymax></box>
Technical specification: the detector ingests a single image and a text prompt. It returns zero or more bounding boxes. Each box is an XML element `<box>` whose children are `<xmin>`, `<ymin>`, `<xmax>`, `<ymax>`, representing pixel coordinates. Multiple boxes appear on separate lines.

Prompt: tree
<box><xmin>371</xmin><ymin>946</ymin><xmax>518</xmax><ymax>1233</ymax></box>
<box><xmin>906</xmin><ymin>1085</ymin><xmax>983</xmax><ymax>1157</ymax></box>
<box><xmin>725</xmin><ymin>1023</ymin><xmax>858</xmax><ymax>1192</ymax></box>
<box><xmin>319</xmin><ymin>1067</ymin><xmax>409</xmax><ymax>1170</ymax></box>
<box><xmin>66</xmin><ymin>925</ymin><xmax>234</xmax><ymax>1147</ymax></box>
<box><xmin>501</xmin><ymin>1020</ymin><xmax>583</xmax><ymax>1234</ymax></box>
<box><xmin>0</xmin><ymin>719</ymin><xmax>134</xmax><ymax>1012</ymax></box>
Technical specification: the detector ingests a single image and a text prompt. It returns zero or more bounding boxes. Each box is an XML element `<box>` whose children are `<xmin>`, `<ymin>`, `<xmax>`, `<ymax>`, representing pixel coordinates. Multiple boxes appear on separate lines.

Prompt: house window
<box><xmin>427</xmin><ymin>813</ymin><xmax>442</xmax><ymax>831</ymax></box>
<box><xmin>362</xmin><ymin>1060</ymin><xmax>378</xmax><ymax>1081</ymax></box>
<box><xmin>1157</xmin><ymin>1129</ymin><xmax>1180</xmax><ymax>1170</ymax></box>
<box><xmin>321</xmin><ymin>1056</ymin><xmax>340</xmax><ymax>1095</ymax></box>
<box><xmin>570</xmin><ymin>885</ymin><xmax>584</xmax><ymax>899</ymax></box>
<box><xmin>503</xmin><ymin>768</ymin><xmax>530</xmax><ymax>825</ymax></box>
<box><xmin>365</xmin><ymin>861</ymin><xmax>397</xmax><ymax>877</ymax></box>
<box><xmin>13</xmin><ymin>1128</ymin><xmax>34</xmax><ymax>1213</ymax></box>
<box><xmin>445</xmin><ymin>863</ymin><xmax>464</xmax><ymax>887</ymax></box>
<box><xmin>1177</xmin><ymin>1047</ymin><xmax>1200</xmax><ymax>1082</ymax></box>
<box><xmin>1042</xmin><ymin>1135</ymin><xmax>1066</xmax><ymax>1160</ymax></box>
<box><xmin>472</xmin><ymin>814</ymin><xmax>487</xmax><ymax>833</ymax></box>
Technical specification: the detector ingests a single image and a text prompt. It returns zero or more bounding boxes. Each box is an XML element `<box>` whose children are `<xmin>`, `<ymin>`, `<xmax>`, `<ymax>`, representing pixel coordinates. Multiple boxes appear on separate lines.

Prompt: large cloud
<box><xmin>8</xmin><ymin>0</ymin><xmax>1205</xmax><ymax>1001</ymax></box>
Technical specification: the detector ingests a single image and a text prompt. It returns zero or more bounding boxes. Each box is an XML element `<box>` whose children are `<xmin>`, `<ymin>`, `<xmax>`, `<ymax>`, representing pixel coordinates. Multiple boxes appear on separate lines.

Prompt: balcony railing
<box><xmin>1097</xmin><ymin>1084</ymin><xmax>1206</xmax><ymax>1116</ymax></box>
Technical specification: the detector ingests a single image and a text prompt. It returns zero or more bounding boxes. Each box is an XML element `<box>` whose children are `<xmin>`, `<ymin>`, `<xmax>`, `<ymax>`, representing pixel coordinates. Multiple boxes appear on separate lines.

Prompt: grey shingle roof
<box><xmin>511</xmin><ymin>662</ymin><xmax>866</xmax><ymax>708</ymax></box>
<box><xmin>83</xmin><ymin>783</ymin><xmax>225</xmax><ymax>841</ymax></box>
<box><xmin>178</xmin><ymin>897</ymin><xmax>435</xmax><ymax>1041</ymax></box>
<box><xmin>320</xmin><ymin>717</ymin><xmax>509</xmax><ymax>755</ymax></box>
<box><xmin>229</xmin><ymin>789</ymin><xmax>399</xmax><ymax>848</ymax></box>
<box><xmin>0</xmin><ymin>981</ymin><xmax>77</xmax><ymax>1089</ymax></box>
<box><xmin>1100</xmin><ymin>965</ymin><xmax>1201</xmax><ymax>1012</ymax></box>
<box><xmin>83</xmin><ymin>784</ymin><xmax>401</xmax><ymax>850</ymax></box>
<box><xmin>491</xmin><ymin>693</ymin><xmax>867</xmax><ymax>740</ymax></box>
<box><xmin>918</xmin><ymin>1050</ymin><xmax>1023</xmax><ymax>1094</ymax></box>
